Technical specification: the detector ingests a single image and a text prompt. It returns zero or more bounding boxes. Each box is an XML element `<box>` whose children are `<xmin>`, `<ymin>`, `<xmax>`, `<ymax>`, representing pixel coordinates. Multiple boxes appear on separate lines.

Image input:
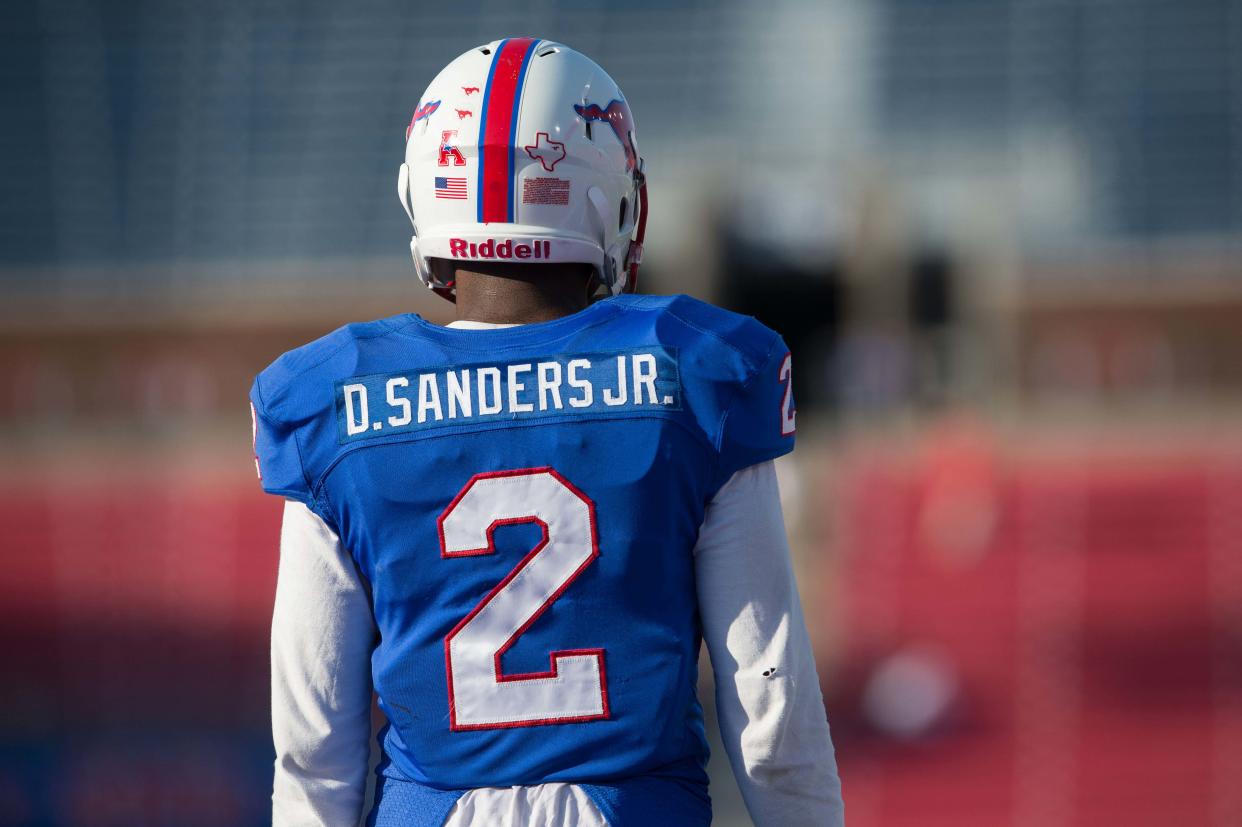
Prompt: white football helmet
<box><xmin>397</xmin><ymin>38</ymin><xmax>648</xmax><ymax>301</ymax></box>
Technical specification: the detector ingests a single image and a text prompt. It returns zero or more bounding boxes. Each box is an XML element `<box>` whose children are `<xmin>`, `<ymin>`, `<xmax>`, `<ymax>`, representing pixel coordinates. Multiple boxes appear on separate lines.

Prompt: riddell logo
<box><xmin>448</xmin><ymin>238</ymin><xmax>551</xmax><ymax>259</ymax></box>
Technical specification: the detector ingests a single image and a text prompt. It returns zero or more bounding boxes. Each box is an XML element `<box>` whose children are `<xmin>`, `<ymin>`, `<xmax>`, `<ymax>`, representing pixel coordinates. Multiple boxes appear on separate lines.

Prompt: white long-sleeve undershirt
<box><xmin>693</xmin><ymin>461</ymin><xmax>845</xmax><ymax>826</ymax></box>
<box><xmin>270</xmin><ymin>459</ymin><xmax>843</xmax><ymax>826</ymax></box>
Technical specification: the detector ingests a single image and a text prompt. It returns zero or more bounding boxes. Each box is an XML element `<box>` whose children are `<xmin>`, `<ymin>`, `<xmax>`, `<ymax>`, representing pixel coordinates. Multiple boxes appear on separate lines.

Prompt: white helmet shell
<box><xmin>398</xmin><ymin>38</ymin><xmax>647</xmax><ymax>300</ymax></box>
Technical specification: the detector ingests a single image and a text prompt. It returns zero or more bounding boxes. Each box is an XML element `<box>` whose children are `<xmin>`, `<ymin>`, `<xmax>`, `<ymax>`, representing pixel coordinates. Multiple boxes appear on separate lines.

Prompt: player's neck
<box><xmin>452</xmin><ymin>264</ymin><xmax>592</xmax><ymax>325</ymax></box>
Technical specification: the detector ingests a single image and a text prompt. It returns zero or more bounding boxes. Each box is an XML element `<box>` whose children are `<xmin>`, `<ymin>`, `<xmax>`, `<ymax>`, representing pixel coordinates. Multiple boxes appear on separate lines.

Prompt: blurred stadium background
<box><xmin>4</xmin><ymin>0</ymin><xmax>1242</xmax><ymax>824</ymax></box>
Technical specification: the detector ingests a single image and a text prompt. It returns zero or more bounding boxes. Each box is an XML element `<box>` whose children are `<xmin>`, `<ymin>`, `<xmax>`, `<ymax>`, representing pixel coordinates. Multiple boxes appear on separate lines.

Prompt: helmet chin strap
<box><xmin>623</xmin><ymin>168</ymin><xmax>648</xmax><ymax>294</ymax></box>
<box><xmin>409</xmin><ymin>237</ymin><xmax>458</xmax><ymax>303</ymax></box>
<box><xmin>432</xmin><ymin>283</ymin><xmax>457</xmax><ymax>303</ymax></box>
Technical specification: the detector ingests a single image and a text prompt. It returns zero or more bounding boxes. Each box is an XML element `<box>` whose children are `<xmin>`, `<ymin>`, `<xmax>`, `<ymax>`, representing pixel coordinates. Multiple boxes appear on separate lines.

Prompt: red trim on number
<box><xmin>249</xmin><ymin>402</ymin><xmax>262</xmax><ymax>480</ymax></box>
<box><xmin>779</xmin><ymin>351</ymin><xmax>796</xmax><ymax>436</ymax></box>
<box><xmin>480</xmin><ymin>37</ymin><xmax>536</xmax><ymax>223</ymax></box>
<box><xmin>437</xmin><ymin>466</ymin><xmax>556</xmax><ymax>558</ymax></box>
<box><xmin>438</xmin><ymin>466</ymin><xmax>609</xmax><ymax>731</ymax></box>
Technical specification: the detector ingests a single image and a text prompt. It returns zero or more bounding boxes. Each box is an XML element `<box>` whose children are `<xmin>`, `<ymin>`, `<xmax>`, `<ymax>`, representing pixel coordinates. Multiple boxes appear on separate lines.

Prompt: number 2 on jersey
<box><xmin>779</xmin><ymin>352</ymin><xmax>796</xmax><ymax>436</ymax></box>
<box><xmin>438</xmin><ymin>467</ymin><xmax>610</xmax><ymax>730</ymax></box>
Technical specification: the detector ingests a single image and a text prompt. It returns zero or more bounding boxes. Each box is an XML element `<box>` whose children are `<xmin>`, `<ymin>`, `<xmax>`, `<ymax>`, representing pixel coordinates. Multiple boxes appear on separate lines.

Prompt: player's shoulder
<box><xmin>252</xmin><ymin>313</ymin><xmax>416</xmax><ymax>419</ymax></box>
<box><xmin>610</xmin><ymin>294</ymin><xmax>795</xmax><ymax>486</ymax></box>
<box><xmin>611</xmin><ymin>293</ymin><xmax>783</xmax><ymax>377</ymax></box>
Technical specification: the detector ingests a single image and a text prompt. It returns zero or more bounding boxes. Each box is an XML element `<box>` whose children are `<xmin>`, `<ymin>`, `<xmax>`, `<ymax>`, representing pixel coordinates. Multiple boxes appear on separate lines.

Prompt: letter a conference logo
<box><xmin>439</xmin><ymin>130</ymin><xmax>466</xmax><ymax>167</ymax></box>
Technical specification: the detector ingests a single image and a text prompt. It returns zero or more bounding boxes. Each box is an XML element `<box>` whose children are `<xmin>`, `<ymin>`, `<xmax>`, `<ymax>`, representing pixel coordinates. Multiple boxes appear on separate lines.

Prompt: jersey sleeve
<box><xmin>250</xmin><ymin>375</ymin><xmax>313</xmax><ymax>505</ymax></box>
<box><xmin>717</xmin><ymin>338</ymin><xmax>796</xmax><ymax>486</ymax></box>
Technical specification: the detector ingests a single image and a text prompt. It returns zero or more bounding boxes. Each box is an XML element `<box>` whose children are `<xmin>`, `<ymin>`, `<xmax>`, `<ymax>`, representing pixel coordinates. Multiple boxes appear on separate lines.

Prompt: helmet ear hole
<box><xmin>618</xmin><ymin>197</ymin><xmax>628</xmax><ymax>231</ymax></box>
<box><xmin>427</xmin><ymin>257</ymin><xmax>457</xmax><ymax>287</ymax></box>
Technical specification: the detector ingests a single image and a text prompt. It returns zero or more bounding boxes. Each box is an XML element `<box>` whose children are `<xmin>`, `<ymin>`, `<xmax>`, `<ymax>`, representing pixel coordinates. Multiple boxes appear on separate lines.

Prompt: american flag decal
<box><xmin>435</xmin><ymin>176</ymin><xmax>467</xmax><ymax>200</ymax></box>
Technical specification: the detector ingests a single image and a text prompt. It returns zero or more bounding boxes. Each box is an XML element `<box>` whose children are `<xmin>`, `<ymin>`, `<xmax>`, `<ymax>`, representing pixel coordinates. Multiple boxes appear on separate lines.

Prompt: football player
<box><xmin>253</xmin><ymin>38</ymin><xmax>844</xmax><ymax>826</ymax></box>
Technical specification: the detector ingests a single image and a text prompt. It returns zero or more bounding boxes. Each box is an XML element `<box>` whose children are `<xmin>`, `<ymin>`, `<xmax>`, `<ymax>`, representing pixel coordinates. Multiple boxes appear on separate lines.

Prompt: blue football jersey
<box><xmin>251</xmin><ymin>294</ymin><xmax>796</xmax><ymax>826</ymax></box>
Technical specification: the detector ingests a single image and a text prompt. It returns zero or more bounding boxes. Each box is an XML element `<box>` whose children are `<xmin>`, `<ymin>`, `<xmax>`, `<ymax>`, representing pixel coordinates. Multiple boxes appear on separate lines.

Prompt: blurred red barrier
<box><xmin>0</xmin><ymin>457</ymin><xmax>281</xmax><ymax>824</ymax></box>
<box><xmin>824</xmin><ymin>427</ymin><xmax>1242</xmax><ymax>827</ymax></box>
<box><xmin>5</xmin><ymin>427</ymin><xmax>1242</xmax><ymax>826</ymax></box>
<box><xmin>0</xmin><ymin>469</ymin><xmax>280</xmax><ymax>730</ymax></box>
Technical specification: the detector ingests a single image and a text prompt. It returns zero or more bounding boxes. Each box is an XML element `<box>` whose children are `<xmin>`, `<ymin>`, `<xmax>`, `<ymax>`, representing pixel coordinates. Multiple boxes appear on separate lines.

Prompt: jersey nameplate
<box><xmin>335</xmin><ymin>347</ymin><xmax>680</xmax><ymax>444</ymax></box>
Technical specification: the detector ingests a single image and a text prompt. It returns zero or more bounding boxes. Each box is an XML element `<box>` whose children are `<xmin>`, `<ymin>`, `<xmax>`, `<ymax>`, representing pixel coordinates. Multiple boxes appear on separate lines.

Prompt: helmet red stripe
<box><xmin>478</xmin><ymin>37</ymin><xmax>536</xmax><ymax>224</ymax></box>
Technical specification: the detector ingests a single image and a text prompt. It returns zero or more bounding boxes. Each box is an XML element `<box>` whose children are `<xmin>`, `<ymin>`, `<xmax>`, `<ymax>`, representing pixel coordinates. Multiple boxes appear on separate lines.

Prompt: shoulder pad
<box><xmin>613</xmin><ymin>294</ymin><xmax>794</xmax><ymax>490</ymax></box>
<box><xmin>249</xmin><ymin>315</ymin><xmax>413</xmax><ymax>507</ymax></box>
